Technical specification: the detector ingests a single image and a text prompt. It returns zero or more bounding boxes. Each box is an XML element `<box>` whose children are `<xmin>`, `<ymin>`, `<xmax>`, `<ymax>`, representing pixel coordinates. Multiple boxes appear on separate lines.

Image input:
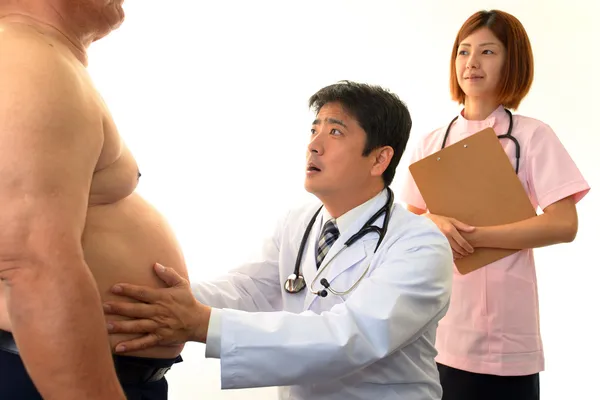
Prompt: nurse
<box><xmin>398</xmin><ymin>9</ymin><xmax>590</xmax><ymax>400</ymax></box>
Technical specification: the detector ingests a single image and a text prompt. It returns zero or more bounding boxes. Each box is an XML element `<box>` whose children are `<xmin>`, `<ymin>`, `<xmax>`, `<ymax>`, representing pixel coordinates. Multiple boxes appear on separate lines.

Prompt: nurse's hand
<box><xmin>425</xmin><ymin>214</ymin><xmax>475</xmax><ymax>259</ymax></box>
<box><xmin>103</xmin><ymin>263</ymin><xmax>211</xmax><ymax>353</ymax></box>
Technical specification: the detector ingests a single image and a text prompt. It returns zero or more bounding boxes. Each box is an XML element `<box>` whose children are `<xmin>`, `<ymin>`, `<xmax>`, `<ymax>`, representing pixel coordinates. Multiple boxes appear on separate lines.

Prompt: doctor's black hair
<box><xmin>308</xmin><ymin>80</ymin><xmax>412</xmax><ymax>187</ymax></box>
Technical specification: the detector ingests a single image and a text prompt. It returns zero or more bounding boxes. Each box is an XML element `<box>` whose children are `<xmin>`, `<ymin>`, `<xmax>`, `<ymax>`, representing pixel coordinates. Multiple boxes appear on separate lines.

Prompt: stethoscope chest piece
<box><xmin>284</xmin><ymin>274</ymin><xmax>306</xmax><ymax>293</ymax></box>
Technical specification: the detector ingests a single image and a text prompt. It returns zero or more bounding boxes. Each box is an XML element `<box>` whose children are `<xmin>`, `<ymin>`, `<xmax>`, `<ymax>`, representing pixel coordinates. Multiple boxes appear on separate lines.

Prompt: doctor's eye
<box><xmin>310</xmin><ymin>128</ymin><xmax>317</xmax><ymax>135</ymax></box>
<box><xmin>330</xmin><ymin>128</ymin><xmax>342</xmax><ymax>136</ymax></box>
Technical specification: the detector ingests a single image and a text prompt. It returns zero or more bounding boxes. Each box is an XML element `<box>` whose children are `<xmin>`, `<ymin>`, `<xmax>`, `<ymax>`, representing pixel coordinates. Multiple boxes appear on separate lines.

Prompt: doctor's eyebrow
<box><xmin>312</xmin><ymin>118</ymin><xmax>348</xmax><ymax>128</ymax></box>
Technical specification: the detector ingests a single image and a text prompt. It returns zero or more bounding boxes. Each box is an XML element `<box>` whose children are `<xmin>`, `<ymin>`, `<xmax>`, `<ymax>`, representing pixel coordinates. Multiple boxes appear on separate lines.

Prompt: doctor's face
<box><xmin>305</xmin><ymin>102</ymin><xmax>377</xmax><ymax>199</ymax></box>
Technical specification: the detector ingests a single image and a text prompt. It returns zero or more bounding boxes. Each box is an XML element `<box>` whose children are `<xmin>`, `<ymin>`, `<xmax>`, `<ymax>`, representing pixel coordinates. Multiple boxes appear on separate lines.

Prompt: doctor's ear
<box><xmin>370</xmin><ymin>146</ymin><xmax>394</xmax><ymax>177</ymax></box>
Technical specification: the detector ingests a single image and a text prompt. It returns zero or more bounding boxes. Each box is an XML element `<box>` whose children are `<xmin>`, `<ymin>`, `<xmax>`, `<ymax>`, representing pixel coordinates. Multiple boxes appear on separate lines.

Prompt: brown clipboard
<box><xmin>408</xmin><ymin>128</ymin><xmax>536</xmax><ymax>274</ymax></box>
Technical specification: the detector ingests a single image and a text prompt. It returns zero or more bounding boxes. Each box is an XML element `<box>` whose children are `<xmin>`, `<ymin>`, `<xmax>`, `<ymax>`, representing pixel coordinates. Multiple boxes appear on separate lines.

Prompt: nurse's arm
<box><xmin>463</xmin><ymin>195</ymin><xmax>578</xmax><ymax>250</ymax></box>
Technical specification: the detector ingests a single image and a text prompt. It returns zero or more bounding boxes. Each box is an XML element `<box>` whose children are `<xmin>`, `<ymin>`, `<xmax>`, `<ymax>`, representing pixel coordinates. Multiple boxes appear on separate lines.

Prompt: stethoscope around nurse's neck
<box><xmin>283</xmin><ymin>187</ymin><xmax>394</xmax><ymax>298</ymax></box>
<box><xmin>442</xmin><ymin>108</ymin><xmax>521</xmax><ymax>174</ymax></box>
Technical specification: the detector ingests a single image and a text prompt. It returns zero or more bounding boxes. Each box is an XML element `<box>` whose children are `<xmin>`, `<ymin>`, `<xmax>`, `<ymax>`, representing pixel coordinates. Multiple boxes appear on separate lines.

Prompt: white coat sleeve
<box><xmin>215</xmin><ymin>222</ymin><xmax>453</xmax><ymax>389</ymax></box>
<box><xmin>190</xmin><ymin>211</ymin><xmax>289</xmax><ymax>313</ymax></box>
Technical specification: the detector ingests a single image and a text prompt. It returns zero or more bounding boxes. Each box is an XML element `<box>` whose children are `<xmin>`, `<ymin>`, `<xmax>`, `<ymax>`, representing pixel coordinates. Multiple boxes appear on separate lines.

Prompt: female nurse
<box><xmin>399</xmin><ymin>9</ymin><xmax>590</xmax><ymax>400</ymax></box>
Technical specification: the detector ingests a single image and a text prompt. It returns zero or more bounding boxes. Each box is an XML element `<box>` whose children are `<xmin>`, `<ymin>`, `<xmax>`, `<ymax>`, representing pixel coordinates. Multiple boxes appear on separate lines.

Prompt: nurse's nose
<box><xmin>466</xmin><ymin>53</ymin><xmax>480</xmax><ymax>69</ymax></box>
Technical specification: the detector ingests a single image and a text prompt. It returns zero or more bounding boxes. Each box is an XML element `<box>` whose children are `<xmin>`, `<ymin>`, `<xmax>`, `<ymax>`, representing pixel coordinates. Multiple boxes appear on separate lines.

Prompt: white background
<box><xmin>87</xmin><ymin>1</ymin><xmax>599</xmax><ymax>398</ymax></box>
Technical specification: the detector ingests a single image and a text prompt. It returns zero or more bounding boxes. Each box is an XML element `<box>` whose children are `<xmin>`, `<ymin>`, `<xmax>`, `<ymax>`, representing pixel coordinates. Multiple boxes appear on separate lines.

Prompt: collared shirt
<box><xmin>398</xmin><ymin>105</ymin><xmax>590</xmax><ymax>376</ymax></box>
<box><xmin>318</xmin><ymin>191</ymin><xmax>383</xmax><ymax>245</ymax></box>
<box><xmin>206</xmin><ymin>190</ymin><xmax>386</xmax><ymax>359</ymax></box>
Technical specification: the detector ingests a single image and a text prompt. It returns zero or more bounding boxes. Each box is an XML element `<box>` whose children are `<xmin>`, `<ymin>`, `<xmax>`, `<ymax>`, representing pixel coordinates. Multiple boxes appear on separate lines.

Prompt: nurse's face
<box><xmin>455</xmin><ymin>27</ymin><xmax>506</xmax><ymax>101</ymax></box>
<box><xmin>304</xmin><ymin>102</ymin><xmax>378</xmax><ymax>200</ymax></box>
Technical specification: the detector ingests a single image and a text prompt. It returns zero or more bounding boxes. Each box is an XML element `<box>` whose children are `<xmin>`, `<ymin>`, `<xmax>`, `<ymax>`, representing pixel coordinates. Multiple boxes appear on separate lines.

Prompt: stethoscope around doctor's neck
<box><xmin>443</xmin><ymin>108</ymin><xmax>521</xmax><ymax>174</ymax></box>
<box><xmin>284</xmin><ymin>187</ymin><xmax>394</xmax><ymax>298</ymax></box>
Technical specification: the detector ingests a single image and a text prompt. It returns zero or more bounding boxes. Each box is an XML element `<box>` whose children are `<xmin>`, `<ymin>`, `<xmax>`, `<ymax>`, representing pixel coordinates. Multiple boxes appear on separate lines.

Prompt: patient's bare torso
<box><xmin>0</xmin><ymin>23</ymin><xmax>188</xmax><ymax>359</ymax></box>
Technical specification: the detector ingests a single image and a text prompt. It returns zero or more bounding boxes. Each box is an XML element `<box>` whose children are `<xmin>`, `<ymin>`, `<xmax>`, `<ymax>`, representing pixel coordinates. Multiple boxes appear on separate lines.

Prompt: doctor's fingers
<box><xmin>110</xmin><ymin>283</ymin><xmax>163</xmax><ymax>303</ymax></box>
<box><xmin>113</xmin><ymin>334</ymin><xmax>162</xmax><ymax>354</ymax></box>
<box><xmin>103</xmin><ymin>301</ymin><xmax>165</xmax><ymax>320</ymax></box>
<box><xmin>107</xmin><ymin>318</ymin><xmax>160</xmax><ymax>335</ymax></box>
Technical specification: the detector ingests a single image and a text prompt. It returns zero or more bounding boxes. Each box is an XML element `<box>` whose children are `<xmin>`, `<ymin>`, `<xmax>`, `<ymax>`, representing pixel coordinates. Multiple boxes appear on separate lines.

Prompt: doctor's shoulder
<box><xmin>275</xmin><ymin>199</ymin><xmax>324</xmax><ymax>232</ymax></box>
<box><xmin>382</xmin><ymin>204</ymin><xmax>454</xmax><ymax>285</ymax></box>
<box><xmin>388</xmin><ymin>204</ymin><xmax>453</xmax><ymax>258</ymax></box>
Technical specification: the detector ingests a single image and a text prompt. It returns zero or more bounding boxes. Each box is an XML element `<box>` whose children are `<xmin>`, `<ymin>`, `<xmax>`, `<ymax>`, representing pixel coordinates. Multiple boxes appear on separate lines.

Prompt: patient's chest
<box><xmin>89</xmin><ymin>105</ymin><xmax>140</xmax><ymax>206</ymax></box>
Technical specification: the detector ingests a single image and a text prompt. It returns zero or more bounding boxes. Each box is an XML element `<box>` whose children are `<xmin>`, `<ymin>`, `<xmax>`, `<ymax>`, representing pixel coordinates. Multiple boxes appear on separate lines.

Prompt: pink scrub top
<box><xmin>399</xmin><ymin>105</ymin><xmax>590</xmax><ymax>376</ymax></box>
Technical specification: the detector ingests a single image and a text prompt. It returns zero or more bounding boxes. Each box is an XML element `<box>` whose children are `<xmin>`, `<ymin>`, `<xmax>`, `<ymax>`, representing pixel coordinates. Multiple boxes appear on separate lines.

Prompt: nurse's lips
<box><xmin>465</xmin><ymin>75</ymin><xmax>484</xmax><ymax>81</ymax></box>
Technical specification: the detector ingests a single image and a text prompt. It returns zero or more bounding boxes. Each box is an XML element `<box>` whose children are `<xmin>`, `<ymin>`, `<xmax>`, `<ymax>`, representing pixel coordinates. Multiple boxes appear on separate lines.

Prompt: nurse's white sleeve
<box><xmin>215</xmin><ymin>223</ymin><xmax>453</xmax><ymax>389</ymax></box>
<box><xmin>190</xmin><ymin>210</ymin><xmax>290</xmax><ymax>313</ymax></box>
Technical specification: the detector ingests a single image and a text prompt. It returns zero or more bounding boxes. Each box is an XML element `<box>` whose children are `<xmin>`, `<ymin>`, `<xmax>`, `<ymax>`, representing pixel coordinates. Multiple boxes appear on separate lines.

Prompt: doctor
<box><xmin>103</xmin><ymin>80</ymin><xmax>454</xmax><ymax>399</ymax></box>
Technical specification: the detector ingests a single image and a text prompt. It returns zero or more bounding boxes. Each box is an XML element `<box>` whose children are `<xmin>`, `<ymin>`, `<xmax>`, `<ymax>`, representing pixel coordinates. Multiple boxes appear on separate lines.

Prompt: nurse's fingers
<box><xmin>110</xmin><ymin>283</ymin><xmax>162</xmax><ymax>302</ymax></box>
<box><xmin>449</xmin><ymin>237</ymin><xmax>468</xmax><ymax>257</ymax></box>
<box><xmin>103</xmin><ymin>301</ymin><xmax>162</xmax><ymax>319</ymax></box>
<box><xmin>449</xmin><ymin>232</ymin><xmax>472</xmax><ymax>256</ymax></box>
<box><xmin>451</xmin><ymin>229</ymin><xmax>474</xmax><ymax>254</ymax></box>
<box><xmin>107</xmin><ymin>319</ymin><xmax>159</xmax><ymax>335</ymax></box>
<box><xmin>450</xmin><ymin>218</ymin><xmax>475</xmax><ymax>233</ymax></box>
<box><xmin>113</xmin><ymin>334</ymin><xmax>161</xmax><ymax>353</ymax></box>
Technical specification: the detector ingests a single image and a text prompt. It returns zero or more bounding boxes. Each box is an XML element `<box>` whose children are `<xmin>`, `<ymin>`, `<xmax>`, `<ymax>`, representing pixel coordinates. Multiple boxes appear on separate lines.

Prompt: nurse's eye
<box><xmin>458</xmin><ymin>49</ymin><xmax>468</xmax><ymax>56</ymax></box>
<box><xmin>482</xmin><ymin>49</ymin><xmax>495</xmax><ymax>55</ymax></box>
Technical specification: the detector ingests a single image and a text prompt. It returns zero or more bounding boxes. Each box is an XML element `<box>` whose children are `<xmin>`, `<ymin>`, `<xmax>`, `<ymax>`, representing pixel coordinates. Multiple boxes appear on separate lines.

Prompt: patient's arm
<box><xmin>0</xmin><ymin>35</ymin><xmax>125</xmax><ymax>400</ymax></box>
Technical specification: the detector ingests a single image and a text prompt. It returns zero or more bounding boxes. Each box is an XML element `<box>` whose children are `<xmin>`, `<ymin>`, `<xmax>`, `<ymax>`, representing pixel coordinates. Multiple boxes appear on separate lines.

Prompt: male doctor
<box><xmin>104</xmin><ymin>81</ymin><xmax>454</xmax><ymax>399</ymax></box>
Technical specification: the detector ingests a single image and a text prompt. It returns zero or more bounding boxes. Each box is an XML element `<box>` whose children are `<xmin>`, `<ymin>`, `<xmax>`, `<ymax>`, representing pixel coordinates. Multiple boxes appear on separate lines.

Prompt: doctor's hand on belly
<box><xmin>103</xmin><ymin>263</ymin><xmax>211</xmax><ymax>353</ymax></box>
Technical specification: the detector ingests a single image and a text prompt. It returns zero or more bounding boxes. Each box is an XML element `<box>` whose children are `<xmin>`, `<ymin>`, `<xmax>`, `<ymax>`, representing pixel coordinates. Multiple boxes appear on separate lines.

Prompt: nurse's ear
<box><xmin>370</xmin><ymin>146</ymin><xmax>394</xmax><ymax>178</ymax></box>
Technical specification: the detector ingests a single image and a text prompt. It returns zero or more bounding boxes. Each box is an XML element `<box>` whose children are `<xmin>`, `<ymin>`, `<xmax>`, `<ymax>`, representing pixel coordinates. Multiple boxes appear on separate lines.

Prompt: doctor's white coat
<box><xmin>191</xmin><ymin>191</ymin><xmax>453</xmax><ymax>400</ymax></box>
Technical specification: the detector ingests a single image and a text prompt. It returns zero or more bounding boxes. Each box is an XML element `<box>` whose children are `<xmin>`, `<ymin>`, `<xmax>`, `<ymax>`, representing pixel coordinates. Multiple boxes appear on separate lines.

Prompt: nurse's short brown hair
<box><xmin>449</xmin><ymin>10</ymin><xmax>534</xmax><ymax>109</ymax></box>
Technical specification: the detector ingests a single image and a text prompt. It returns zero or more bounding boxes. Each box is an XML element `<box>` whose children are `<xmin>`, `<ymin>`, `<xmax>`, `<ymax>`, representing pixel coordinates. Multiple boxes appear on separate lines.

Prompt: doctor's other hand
<box><xmin>103</xmin><ymin>263</ymin><xmax>211</xmax><ymax>353</ymax></box>
<box><xmin>425</xmin><ymin>214</ymin><xmax>475</xmax><ymax>259</ymax></box>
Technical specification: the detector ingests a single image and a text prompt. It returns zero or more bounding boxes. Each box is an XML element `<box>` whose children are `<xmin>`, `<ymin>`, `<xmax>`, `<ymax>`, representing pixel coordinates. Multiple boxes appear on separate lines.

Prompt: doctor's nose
<box><xmin>308</xmin><ymin>132</ymin><xmax>324</xmax><ymax>155</ymax></box>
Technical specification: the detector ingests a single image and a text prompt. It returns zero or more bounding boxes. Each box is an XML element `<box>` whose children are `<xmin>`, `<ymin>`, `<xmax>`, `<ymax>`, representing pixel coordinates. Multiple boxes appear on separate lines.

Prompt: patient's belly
<box><xmin>0</xmin><ymin>193</ymin><xmax>188</xmax><ymax>359</ymax></box>
<box><xmin>83</xmin><ymin>193</ymin><xmax>188</xmax><ymax>359</ymax></box>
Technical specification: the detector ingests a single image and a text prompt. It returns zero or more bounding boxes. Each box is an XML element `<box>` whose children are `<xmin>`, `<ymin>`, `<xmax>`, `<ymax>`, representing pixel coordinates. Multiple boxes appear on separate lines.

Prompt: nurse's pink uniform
<box><xmin>399</xmin><ymin>105</ymin><xmax>590</xmax><ymax>376</ymax></box>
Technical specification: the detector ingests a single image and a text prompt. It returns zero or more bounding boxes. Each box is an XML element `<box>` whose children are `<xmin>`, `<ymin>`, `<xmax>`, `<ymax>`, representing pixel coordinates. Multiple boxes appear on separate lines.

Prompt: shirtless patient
<box><xmin>0</xmin><ymin>1</ymin><xmax>188</xmax><ymax>399</ymax></box>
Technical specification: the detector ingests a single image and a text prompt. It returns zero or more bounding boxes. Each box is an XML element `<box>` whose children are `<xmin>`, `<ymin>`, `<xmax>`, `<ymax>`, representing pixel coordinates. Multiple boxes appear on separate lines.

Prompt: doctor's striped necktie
<box><xmin>316</xmin><ymin>219</ymin><xmax>340</xmax><ymax>269</ymax></box>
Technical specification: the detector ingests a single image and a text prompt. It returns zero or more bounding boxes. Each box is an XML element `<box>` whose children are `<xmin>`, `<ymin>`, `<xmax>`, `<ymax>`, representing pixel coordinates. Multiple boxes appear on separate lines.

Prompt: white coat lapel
<box><xmin>301</xmin><ymin>216</ymin><xmax>321</xmax><ymax>305</ymax></box>
<box><xmin>299</xmin><ymin>214</ymin><xmax>320</xmax><ymax>305</ymax></box>
<box><xmin>303</xmin><ymin>191</ymin><xmax>388</xmax><ymax>309</ymax></box>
